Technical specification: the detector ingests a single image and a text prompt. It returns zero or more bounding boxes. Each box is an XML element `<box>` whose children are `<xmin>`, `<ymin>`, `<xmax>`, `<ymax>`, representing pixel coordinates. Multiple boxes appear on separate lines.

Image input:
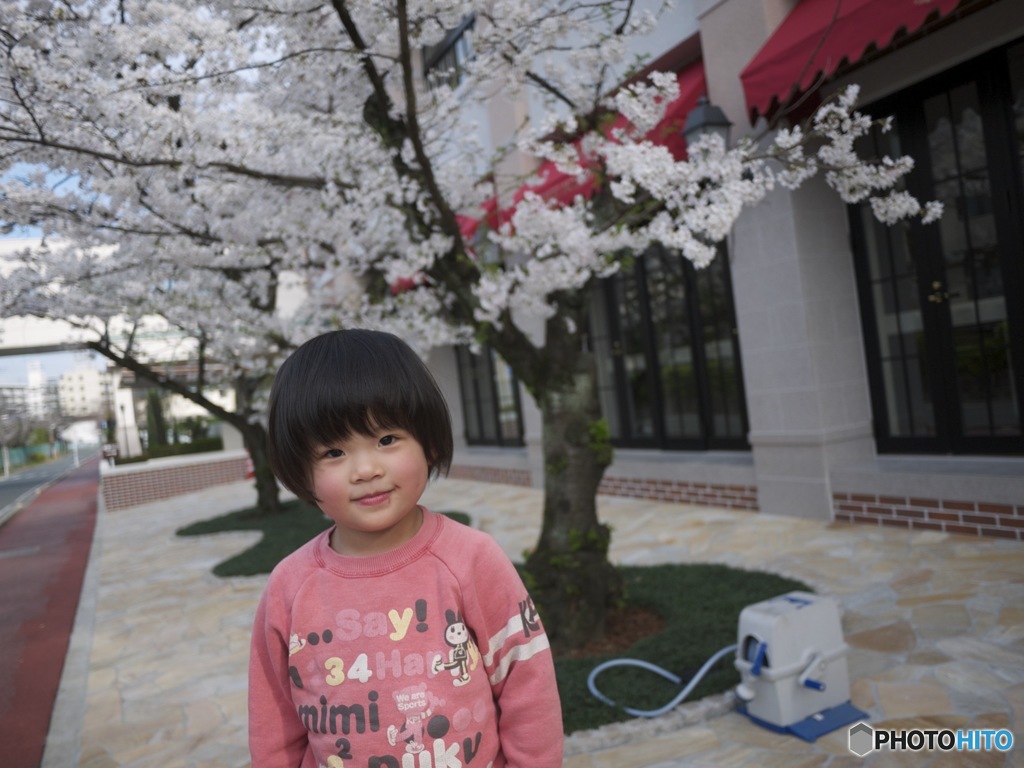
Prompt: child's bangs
<box><xmin>304</xmin><ymin>391</ymin><xmax>411</xmax><ymax>456</ymax></box>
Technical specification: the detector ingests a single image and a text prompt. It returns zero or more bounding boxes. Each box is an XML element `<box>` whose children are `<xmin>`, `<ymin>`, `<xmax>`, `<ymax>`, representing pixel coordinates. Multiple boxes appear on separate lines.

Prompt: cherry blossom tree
<box><xmin>0</xmin><ymin>0</ymin><xmax>939</xmax><ymax>650</ymax></box>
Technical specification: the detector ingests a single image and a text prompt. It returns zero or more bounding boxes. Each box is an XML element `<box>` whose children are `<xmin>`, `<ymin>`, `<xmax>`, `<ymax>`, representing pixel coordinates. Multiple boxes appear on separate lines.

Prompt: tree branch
<box><xmin>86</xmin><ymin>339</ymin><xmax>239</xmax><ymax>424</ymax></box>
<box><xmin>0</xmin><ymin>134</ymin><xmax>341</xmax><ymax>190</ymax></box>
<box><xmin>394</xmin><ymin>0</ymin><xmax>462</xmax><ymax>238</ymax></box>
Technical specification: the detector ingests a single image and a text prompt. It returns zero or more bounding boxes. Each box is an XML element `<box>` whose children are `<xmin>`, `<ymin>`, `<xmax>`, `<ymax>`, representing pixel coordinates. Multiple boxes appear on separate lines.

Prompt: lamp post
<box><xmin>682</xmin><ymin>94</ymin><xmax>733</xmax><ymax>148</ymax></box>
<box><xmin>1</xmin><ymin>414</ymin><xmax>9</xmax><ymax>478</ymax></box>
<box><xmin>120</xmin><ymin>403</ymin><xmax>130</xmax><ymax>458</ymax></box>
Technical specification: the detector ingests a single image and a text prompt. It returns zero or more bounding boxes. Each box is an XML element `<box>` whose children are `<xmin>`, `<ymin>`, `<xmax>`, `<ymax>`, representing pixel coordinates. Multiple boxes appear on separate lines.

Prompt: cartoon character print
<box><xmin>386</xmin><ymin>683</ymin><xmax>444</xmax><ymax>754</ymax></box>
<box><xmin>433</xmin><ymin>609</ymin><xmax>473</xmax><ymax>686</ymax></box>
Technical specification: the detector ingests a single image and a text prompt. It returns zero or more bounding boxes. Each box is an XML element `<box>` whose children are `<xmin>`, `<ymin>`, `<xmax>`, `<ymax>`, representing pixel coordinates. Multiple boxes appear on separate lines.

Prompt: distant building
<box><xmin>25</xmin><ymin>361</ymin><xmax>47</xmax><ymax>418</ymax></box>
<box><xmin>0</xmin><ymin>383</ymin><xmax>28</xmax><ymax>413</ymax></box>
<box><xmin>0</xmin><ymin>362</ymin><xmax>60</xmax><ymax>420</ymax></box>
<box><xmin>57</xmin><ymin>361</ymin><xmax>115</xmax><ymax>418</ymax></box>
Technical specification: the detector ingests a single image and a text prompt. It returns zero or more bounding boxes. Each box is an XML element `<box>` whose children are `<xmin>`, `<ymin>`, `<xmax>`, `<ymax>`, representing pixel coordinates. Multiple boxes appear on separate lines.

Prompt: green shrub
<box><xmin>148</xmin><ymin>436</ymin><xmax>223</xmax><ymax>458</ymax></box>
<box><xmin>114</xmin><ymin>436</ymin><xmax>224</xmax><ymax>465</ymax></box>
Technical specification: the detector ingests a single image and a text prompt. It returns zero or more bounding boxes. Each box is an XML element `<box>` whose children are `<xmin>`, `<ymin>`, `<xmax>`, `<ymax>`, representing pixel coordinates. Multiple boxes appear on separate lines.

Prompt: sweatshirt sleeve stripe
<box><xmin>483</xmin><ymin>613</ymin><xmax>524</xmax><ymax>666</ymax></box>
<box><xmin>487</xmin><ymin>633</ymin><xmax>552</xmax><ymax>686</ymax></box>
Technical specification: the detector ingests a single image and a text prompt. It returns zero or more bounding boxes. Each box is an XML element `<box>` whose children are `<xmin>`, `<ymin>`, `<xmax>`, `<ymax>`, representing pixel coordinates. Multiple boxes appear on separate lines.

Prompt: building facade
<box><xmin>0</xmin><ymin>362</ymin><xmax>60</xmax><ymax>420</ymax></box>
<box><xmin>431</xmin><ymin>0</ymin><xmax>1024</xmax><ymax>540</ymax></box>
<box><xmin>57</xmin><ymin>361</ymin><xmax>115</xmax><ymax>418</ymax></box>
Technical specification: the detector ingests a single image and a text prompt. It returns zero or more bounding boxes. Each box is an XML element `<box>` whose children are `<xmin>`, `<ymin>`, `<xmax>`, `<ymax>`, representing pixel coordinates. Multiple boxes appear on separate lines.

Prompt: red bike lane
<box><xmin>0</xmin><ymin>457</ymin><xmax>99</xmax><ymax>768</ymax></box>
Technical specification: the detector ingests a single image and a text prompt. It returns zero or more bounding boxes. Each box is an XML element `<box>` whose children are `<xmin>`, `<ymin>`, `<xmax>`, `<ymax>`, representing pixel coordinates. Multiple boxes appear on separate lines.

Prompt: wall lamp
<box><xmin>683</xmin><ymin>95</ymin><xmax>733</xmax><ymax>147</ymax></box>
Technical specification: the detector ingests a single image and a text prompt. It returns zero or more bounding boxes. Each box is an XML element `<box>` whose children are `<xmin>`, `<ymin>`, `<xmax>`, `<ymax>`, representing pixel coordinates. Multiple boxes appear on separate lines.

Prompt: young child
<box><xmin>248</xmin><ymin>329</ymin><xmax>564</xmax><ymax>768</ymax></box>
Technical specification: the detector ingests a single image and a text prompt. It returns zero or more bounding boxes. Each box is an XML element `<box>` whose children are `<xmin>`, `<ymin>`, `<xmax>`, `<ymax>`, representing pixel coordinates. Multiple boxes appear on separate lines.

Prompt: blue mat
<box><xmin>737</xmin><ymin>700</ymin><xmax>868</xmax><ymax>742</ymax></box>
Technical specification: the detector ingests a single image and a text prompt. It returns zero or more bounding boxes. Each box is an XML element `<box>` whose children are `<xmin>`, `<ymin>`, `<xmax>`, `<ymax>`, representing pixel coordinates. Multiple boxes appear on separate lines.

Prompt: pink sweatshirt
<box><xmin>248</xmin><ymin>509</ymin><xmax>564</xmax><ymax>768</ymax></box>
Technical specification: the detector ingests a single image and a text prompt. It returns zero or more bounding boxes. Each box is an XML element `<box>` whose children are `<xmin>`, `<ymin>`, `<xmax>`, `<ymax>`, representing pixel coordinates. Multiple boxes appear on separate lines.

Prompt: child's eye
<box><xmin>379</xmin><ymin>435</ymin><xmax>398</xmax><ymax>447</ymax></box>
<box><xmin>323</xmin><ymin>448</ymin><xmax>344</xmax><ymax>459</ymax></box>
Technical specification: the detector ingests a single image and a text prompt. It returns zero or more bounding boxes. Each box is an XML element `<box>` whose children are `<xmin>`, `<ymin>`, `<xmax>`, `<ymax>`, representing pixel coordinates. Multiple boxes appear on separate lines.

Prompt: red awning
<box><xmin>461</xmin><ymin>59</ymin><xmax>706</xmax><ymax>240</ymax></box>
<box><xmin>740</xmin><ymin>0</ymin><xmax>967</xmax><ymax>122</ymax></box>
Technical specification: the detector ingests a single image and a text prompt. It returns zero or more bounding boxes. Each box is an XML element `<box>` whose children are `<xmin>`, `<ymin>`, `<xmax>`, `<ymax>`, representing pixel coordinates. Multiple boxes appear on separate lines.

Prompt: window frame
<box><xmin>849</xmin><ymin>39</ymin><xmax>1024</xmax><ymax>454</ymax></box>
<box><xmin>454</xmin><ymin>344</ymin><xmax>525</xmax><ymax>448</ymax></box>
<box><xmin>592</xmin><ymin>243</ymin><xmax>750</xmax><ymax>451</ymax></box>
<box><xmin>422</xmin><ymin>15</ymin><xmax>475</xmax><ymax>90</ymax></box>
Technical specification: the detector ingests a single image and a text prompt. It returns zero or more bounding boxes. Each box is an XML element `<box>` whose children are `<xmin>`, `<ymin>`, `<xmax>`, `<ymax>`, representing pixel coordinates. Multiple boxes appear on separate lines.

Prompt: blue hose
<box><xmin>587</xmin><ymin>644</ymin><xmax>738</xmax><ymax>717</ymax></box>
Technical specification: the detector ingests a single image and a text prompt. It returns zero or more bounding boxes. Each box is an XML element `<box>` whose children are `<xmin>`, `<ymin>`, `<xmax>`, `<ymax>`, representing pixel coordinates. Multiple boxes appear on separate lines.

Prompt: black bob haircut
<box><xmin>267</xmin><ymin>329</ymin><xmax>453</xmax><ymax>504</ymax></box>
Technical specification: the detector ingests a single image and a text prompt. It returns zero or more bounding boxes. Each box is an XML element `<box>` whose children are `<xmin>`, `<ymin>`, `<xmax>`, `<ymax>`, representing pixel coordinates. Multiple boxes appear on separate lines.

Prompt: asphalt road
<box><xmin>0</xmin><ymin>448</ymin><xmax>98</xmax><ymax>526</ymax></box>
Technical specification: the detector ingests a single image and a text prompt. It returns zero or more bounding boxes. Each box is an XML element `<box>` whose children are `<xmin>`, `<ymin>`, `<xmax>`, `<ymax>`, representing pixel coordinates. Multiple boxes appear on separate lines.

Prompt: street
<box><xmin>0</xmin><ymin>448</ymin><xmax>97</xmax><ymax>526</ymax></box>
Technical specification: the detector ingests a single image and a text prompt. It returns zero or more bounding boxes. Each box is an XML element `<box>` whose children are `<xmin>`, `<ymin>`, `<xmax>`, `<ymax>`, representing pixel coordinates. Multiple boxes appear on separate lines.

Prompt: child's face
<box><xmin>311</xmin><ymin>427</ymin><xmax>430</xmax><ymax>556</ymax></box>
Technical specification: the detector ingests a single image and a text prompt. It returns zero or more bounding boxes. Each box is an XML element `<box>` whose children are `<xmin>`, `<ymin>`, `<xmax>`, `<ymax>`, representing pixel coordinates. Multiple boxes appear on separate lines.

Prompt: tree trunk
<box><xmin>228</xmin><ymin>377</ymin><xmax>282</xmax><ymax>518</ymax></box>
<box><xmin>524</xmin><ymin>359</ymin><xmax>621</xmax><ymax>654</ymax></box>
<box><xmin>235</xmin><ymin>419</ymin><xmax>284</xmax><ymax>518</ymax></box>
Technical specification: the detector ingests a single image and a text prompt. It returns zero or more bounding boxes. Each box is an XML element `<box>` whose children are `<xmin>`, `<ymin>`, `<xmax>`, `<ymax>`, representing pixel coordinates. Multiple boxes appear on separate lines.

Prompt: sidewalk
<box><xmin>0</xmin><ymin>458</ymin><xmax>99</xmax><ymax>768</ymax></box>
<box><xmin>49</xmin><ymin>477</ymin><xmax>1024</xmax><ymax>767</ymax></box>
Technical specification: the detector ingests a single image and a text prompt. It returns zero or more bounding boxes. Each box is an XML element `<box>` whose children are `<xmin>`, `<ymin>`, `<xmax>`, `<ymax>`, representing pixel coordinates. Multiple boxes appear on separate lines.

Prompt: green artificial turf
<box><xmin>177</xmin><ymin>499</ymin><xmax>335</xmax><ymax>577</ymax></box>
<box><xmin>555</xmin><ymin>562</ymin><xmax>809</xmax><ymax>733</ymax></box>
<box><xmin>177</xmin><ymin>502</ymin><xmax>810</xmax><ymax>734</ymax></box>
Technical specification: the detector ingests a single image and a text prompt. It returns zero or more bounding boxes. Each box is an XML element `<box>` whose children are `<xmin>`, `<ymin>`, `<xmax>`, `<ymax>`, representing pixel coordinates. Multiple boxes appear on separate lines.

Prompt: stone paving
<box><xmin>47</xmin><ymin>478</ymin><xmax>1024</xmax><ymax>767</ymax></box>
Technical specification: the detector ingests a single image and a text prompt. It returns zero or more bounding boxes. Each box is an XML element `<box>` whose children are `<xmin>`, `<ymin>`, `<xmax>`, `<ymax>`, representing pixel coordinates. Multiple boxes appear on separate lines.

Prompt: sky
<box><xmin>0</xmin><ymin>350</ymin><xmax>108</xmax><ymax>386</ymax></box>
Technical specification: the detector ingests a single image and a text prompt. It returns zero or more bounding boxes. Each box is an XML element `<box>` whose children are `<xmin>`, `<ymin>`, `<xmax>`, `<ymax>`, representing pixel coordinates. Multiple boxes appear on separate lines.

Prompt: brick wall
<box><xmin>448</xmin><ymin>464</ymin><xmax>532</xmax><ymax>487</ymax></box>
<box><xmin>599</xmin><ymin>476</ymin><xmax>759</xmax><ymax>510</ymax></box>
<box><xmin>452</xmin><ymin>465</ymin><xmax>1024</xmax><ymax>541</ymax></box>
<box><xmin>102</xmin><ymin>453</ymin><xmax>250</xmax><ymax>511</ymax></box>
<box><xmin>450</xmin><ymin>465</ymin><xmax>760</xmax><ymax>510</ymax></box>
<box><xmin>833</xmin><ymin>492</ymin><xmax>1024</xmax><ymax>541</ymax></box>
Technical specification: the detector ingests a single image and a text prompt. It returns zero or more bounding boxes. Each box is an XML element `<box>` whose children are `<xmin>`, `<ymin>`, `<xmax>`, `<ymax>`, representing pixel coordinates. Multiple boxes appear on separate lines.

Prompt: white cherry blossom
<box><xmin>0</xmin><ymin>0</ymin><xmax>940</xmax><ymax>455</ymax></box>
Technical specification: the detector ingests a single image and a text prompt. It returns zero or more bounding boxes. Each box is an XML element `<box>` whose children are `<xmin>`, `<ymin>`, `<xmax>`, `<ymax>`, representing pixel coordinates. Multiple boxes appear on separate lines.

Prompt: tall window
<box><xmin>423</xmin><ymin>16</ymin><xmax>475</xmax><ymax>89</ymax></box>
<box><xmin>591</xmin><ymin>244</ymin><xmax>748</xmax><ymax>450</ymax></box>
<box><xmin>850</xmin><ymin>39</ymin><xmax>1024</xmax><ymax>454</ymax></box>
<box><xmin>455</xmin><ymin>346</ymin><xmax>524</xmax><ymax>447</ymax></box>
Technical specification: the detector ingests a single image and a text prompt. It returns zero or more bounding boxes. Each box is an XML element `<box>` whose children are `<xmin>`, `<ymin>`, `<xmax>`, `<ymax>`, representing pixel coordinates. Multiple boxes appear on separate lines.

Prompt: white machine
<box><xmin>588</xmin><ymin>589</ymin><xmax>867</xmax><ymax>741</ymax></box>
<box><xmin>734</xmin><ymin>591</ymin><xmax>866</xmax><ymax>741</ymax></box>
